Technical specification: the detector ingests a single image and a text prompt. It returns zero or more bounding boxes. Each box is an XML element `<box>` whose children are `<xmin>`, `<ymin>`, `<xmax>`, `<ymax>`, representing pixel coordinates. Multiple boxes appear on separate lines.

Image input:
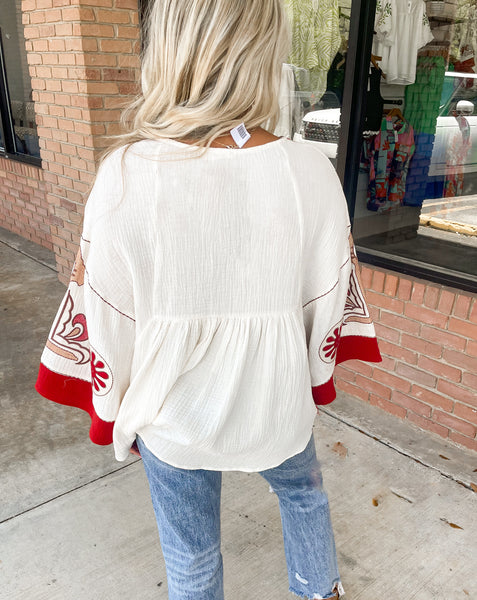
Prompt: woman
<box><xmin>36</xmin><ymin>1</ymin><xmax>381</xmax><ymax>598</ymax></box>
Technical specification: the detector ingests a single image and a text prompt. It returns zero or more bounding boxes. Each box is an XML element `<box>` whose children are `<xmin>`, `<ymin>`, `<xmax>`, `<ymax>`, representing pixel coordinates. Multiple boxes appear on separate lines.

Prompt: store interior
<box><xmin>281</xmin><ymin>0</ymin><xmax>477</xmax><ymax>283</ymax></box>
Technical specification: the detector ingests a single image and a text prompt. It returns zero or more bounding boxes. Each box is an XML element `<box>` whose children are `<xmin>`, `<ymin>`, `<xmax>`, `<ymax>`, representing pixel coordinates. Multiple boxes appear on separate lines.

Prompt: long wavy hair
<box><xmin>105</xmin><ymin>0</ymin><xmax>290</xmax><ymax>157</ymax></box>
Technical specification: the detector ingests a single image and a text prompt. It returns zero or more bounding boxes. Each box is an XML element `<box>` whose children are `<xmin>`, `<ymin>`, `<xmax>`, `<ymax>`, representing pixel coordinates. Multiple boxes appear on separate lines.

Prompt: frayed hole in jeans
<box><xmin>295</xmin><ymin>572</ymin><xmax>309</xmax><ymax>585</ymax></box>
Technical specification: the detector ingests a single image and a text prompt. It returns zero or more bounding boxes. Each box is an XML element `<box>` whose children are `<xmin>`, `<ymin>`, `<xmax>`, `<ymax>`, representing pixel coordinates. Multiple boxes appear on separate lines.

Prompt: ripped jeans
<box><xmin>137</xmin><ymin>435</ymin><xmax>344</xmax><ymax>600</ymax></box>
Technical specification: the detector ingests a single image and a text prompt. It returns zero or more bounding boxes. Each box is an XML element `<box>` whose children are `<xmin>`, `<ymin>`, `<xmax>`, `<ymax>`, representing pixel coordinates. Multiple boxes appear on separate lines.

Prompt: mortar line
<box><xmin>0</xmin><ymin>459</ymin><xmax>141</xmax><ymax>525</ymax></box>
<box><xmin>320</xmin><ymin>407</ymin><xmax>473</xmax><ymax>491</ymax></box>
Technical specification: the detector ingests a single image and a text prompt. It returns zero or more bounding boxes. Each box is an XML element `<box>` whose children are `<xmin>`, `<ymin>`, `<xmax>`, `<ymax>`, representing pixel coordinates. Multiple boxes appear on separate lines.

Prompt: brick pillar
<box><xmin>22</xmin><ymin>0</ymin><xmax>140</xmax><ymax>282</ymax></box>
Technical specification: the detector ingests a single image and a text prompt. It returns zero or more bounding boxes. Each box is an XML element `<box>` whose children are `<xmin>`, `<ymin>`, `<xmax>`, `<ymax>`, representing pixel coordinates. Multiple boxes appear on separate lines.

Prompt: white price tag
<box><xmin>230</xmin><ymin>123</ymin><xmax>251</xmax><ymax>148</ymax></box>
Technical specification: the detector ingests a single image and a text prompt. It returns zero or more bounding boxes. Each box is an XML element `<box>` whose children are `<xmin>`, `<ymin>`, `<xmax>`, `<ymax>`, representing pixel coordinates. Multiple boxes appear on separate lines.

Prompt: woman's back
<box><xmin>80</xmin><ymin>138</ymin><xmax>349</xmax><ymax>468</ymax></box>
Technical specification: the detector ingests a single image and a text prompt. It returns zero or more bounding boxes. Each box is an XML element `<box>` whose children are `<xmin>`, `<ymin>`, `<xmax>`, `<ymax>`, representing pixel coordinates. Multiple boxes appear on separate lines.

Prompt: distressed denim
<box><xmin>137</xmin><ymin>435</ymin><xmax>343</xmax><ymax>600</ymax></box>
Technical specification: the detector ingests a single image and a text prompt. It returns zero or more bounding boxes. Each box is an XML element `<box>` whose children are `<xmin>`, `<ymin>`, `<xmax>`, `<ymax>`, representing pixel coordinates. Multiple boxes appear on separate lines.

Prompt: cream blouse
<box><xmin>36</xmin><ymin>138</ymin><xmax>380</xmax><ymax>471</ymax></box>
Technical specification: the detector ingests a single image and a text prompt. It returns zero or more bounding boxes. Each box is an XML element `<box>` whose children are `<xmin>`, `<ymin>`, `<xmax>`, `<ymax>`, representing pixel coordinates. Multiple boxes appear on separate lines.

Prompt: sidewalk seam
<box><xmin>320</xmin><ymin>407</ymin><xmax>474</xmax><ymax>491</ymax></box>
<box><xmin>0</xmin><ymin>459</ymin><xmax>141</xmax><ymax>525</ymax></box>
<box><xmin>0</xmin><ymin>239</ymin><xmax>57</xmax><ymax>273</ymax></box>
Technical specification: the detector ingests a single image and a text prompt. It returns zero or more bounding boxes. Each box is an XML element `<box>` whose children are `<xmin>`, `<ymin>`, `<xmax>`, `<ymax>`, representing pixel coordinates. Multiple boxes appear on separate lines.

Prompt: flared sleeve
<box><xmin>35</xmin><ymin>151</ymin><xmax>136</xmax><ymax>445</ymax></box>
<box><xmin>302</xmin><ymin>155</ymin><xmax>382</xmax><ymax>406</ymax></box>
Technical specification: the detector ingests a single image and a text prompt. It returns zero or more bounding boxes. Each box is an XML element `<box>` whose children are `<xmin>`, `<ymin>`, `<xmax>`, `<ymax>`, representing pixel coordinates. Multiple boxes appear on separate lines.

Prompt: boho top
<box><xmin>36</xmin><ymin>138</ymin><xmax>381</xmax><ymax>471</ymax></box>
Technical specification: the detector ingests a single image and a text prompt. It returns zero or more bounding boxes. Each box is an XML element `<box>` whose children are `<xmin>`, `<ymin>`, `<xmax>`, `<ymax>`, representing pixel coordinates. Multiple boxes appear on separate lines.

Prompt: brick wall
<box><xmin>0</xmin><ymin>157</ymin><xmax>51</xmax><ymax>250</ymax></box>
<box><xmin>21</xmin><ymin>0</ymin><xmax>140</xmax><ymax>282</ymax></box>
<box><xmin>336</xmin><ymin>265</ymin><xmax>477</xmax><ymax>452</ymax></box>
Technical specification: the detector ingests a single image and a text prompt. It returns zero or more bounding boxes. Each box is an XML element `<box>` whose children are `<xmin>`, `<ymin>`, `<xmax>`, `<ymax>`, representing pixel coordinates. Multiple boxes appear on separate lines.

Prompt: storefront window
<box><xmin>352</xmin><ymin>0</ymin><xmax>477</xmax><ymax>288</ymax></box>
<box><xmin>282</xmin><ymin>0</ymin><xmax>477</xmax><ymax>289</ymax></box>
<box><xmin>277</xmin><ymin>0</ymin><xmax>351</xmax><ymax>163</ymax></box>
<box><xmin>0</xmin><ymin>1</ymin><xmax>40</xmax><ymax>162</ymax></box>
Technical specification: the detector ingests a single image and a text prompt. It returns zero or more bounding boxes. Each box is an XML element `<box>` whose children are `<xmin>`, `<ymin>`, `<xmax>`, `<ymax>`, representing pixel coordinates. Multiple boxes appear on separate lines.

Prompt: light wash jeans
<box><xmin>136</xmin><ymin>435</ymin><xmax>343</xmax><ymax>600</ymax></box>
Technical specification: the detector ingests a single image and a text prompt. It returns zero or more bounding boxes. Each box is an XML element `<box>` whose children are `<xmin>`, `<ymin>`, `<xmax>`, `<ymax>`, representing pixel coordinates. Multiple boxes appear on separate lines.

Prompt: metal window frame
<box><xmin>0</xmin><ymin>28</ymin><xmax>41</xmax><ymax>167</ymax></box>
<box><xmin>337</xmin><ymin>0</ymin><xmax>477</xmax><ymax>294</ymax></box>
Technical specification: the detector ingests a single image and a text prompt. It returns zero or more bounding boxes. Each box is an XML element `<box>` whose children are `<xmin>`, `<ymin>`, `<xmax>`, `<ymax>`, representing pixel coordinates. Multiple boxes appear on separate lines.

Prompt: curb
<box><xmin>419</xmin><ymin>215</ymin><xmax>477</xmax><ymax>237</ymax></box>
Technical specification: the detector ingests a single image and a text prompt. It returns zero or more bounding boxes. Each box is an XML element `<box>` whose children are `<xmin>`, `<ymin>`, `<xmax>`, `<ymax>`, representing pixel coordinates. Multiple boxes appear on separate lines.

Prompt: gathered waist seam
<box><xmin>140</xmin><ymin>307</ymin><xmax>302</xmax><ymax>323</ymax></box>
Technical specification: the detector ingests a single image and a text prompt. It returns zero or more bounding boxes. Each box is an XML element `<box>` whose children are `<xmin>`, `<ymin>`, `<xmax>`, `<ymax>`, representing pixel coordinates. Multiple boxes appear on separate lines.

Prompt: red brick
<box><xmin>80</xmin><ymin>23</ymin><xmax>115</xmax><ymax>38</ymax></box>
<box><xmin>438</xmin><ymin>289</ymin><xmax>455</xmax><ymax>315</ymax></box>
<box><xmin>453</xmin><ymin>403</ymin><xmax>477</xmax><ymax>425</ymax></box>
<box><xmin>118</xmin><ymin>82</ymin><xmax>139</xmax><ymax>95</ymax></box>
<box><xmin>437</xmin><ymin>380</ymin><xmax>476</xmax><ymax>408</ymax></box>
<box><xmin>397</xmin><ymin>278</ymin><xmax>412</xmax><ymax>301</ymax></box>
<box><xmin>355</xmin><ymin>375</ymin><xmax>391</xmax><ymax>400</ymax></box>
<box><xmin>418</xmin><ymin>355</ymin><xmax>462</xmax><ymax>383</ymax></box>
<box><xmin>380</xmin><ymin>311</ymin><xmax>420</xmax><ymax>335</ymax></box>
<box><xmin>424</xmin><ymin>286</ymin><xmax>440</xmax><ymax>310</ymax></box>
<box><xmin>80</xmin><ymin>0</ymin><xmax>113</xmax><ymax>5</ymax></box>
<box><xmin>453</xmin><ymin>294</ymin><xmax>472</xmax><ymax>320</ymax></box>
<box><xmin>401</xmin><ymin>333</ymin><xmax>442</xmax><ymax>359</ymax></box>
<box><xmin>384</xmin><ymin>274</ymin><xmax>399</xmax><ymax>296</ymax></box>
<box><xmin>48</xmin><ymin>38</ymin><xmax>65</xmax><ymax>51</ymax></box>
<box><xmin>378</xmin><ymin>355</ymin><xmax>395</xmax><ymax>371</ymax></box>
<box><xmin>335</xmin><ymin>379</ymin><xmax>369</xmax><ymax>403</ymax></box>
<box><xmin>371</xmin><ymin>270</ymin><xmax>385</xmax><ymax>293</ymax></box>
<box><xmin>116</xmin><ymin>25</ymin><xmax>140</xmax><ymax>39</ymax></box>
<box><xmin>407</xmin><ymin>412</ymin><xmax>449</xmax><ymax>438</ymax></box>
<box><xmin>434</xmin><ymin>411</ymin><xmax>476</xmax><ymax>437</ymax></box>
<box><xmin>443</xmin><ymin>348</ymin><xmax>477</xmax><ymax>374</ymax></box>
<box><xmin>368</xmin><ymin>305</ymin><xmax>379</xmax><ymax>322</ymax></box>
<box><xmin>116</xmin><ymin>0</ymin><xmax>138</xmax><ymax>8</ymax></box>
<box><xmin>467</xmin><ymin>340</ymin><xmax>477</xmax><ymax>357</ymax></box>
<box><xmin>360</xmin><ymin>266</ymin><xmax>373</xmax><ymax>290</ymax></box>
<box><xmin>30</xmin><ymin>11</ymin><xmax>46</xmax><ymax>24</ymax></box>
<box><xmin>99</xmin><ymin>39</ymin><xmax>133</xmax><ymax>53</ymax></box>
<box><xmin>448</xmin><ymin>431</ymin><xmax>477</xmax><ymax>452</ymax></box>
<box><xmin>411</xmin><ymin>282</ymin><xmax>425</xmax><ymax>304</ymax></box>
<box><xmin>97</xmin><ymin>9</ymin><xmax>131</xmax><ymax>23</ymax></box>
<box><xmin>396</xmin><ymin>363</ymin><xmax>437</xmax><ymax>388</ymax></box>
<box><xmin>341</xmin><ymin>359</ymin><xmax>374</xmax><ymax>377</ymax></box>
<box><xmin>54</xmin><ymin>22</ymin><xmax>72</xmax><ymax>36</ymax></box>
<box><xmin>412</xmin><ymin>385</ymin><xmax>454</xmax><ymax>412</ymax></box>
<box><xmin>469</xmin><ymin>299</ymin><xmax>477</xmax><ymax>324</ymax></box>
<box><xmin>369</xmin><ymin>394</ymin><xmax>406</xmax><ymax>418</ymax></box>
<box><xmin>379</xmin><ymin>338</ymin><xmax>418</xmax><ymax>365</ymax></box>
<box><xmin>334</xmin><ymin>365</ymin><xmax>356</xmax><ymax>383</ymax></box>
<box><xmin>392</xmin><ymin>390</ymin><xmax>432</xmax><ymax>417</ymax></box>
<box><xmin>448</xmin><ymin>318</ymin><xmax>477</xmax><ymax>341</ymax></box>
<box><xmin>373</xmin><ymin>368</ymin><xmax>412</xmax><ymax>393</ymax></box>
<box><xmin>103</xmin><ymin>68</ymin><xmax>136</xmax><ymax>82</ymax></box>
<box><xmin>365</xmin><ymin>291</ymin><xmax>404</xmax><ymax>314</ymax></box>
<box><xmin>404</xmin><ymin>303</ymin><xmax>448</xmax><ymax>329</ymax></box>
<box><xmin>420</xmin><ymin>325</ymin><xmax>466</xmax><ymax>352</ymax></box>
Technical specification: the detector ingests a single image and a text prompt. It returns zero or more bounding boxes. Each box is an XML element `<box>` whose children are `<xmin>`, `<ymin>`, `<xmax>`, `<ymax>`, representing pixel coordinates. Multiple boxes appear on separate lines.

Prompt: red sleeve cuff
<box><xmin>312</xmin><ymin>335</ymin><xmax>382</xmax><ymax>406</ymax></box>
<box><xmin>336</xmin><ymin>335</ymin><xmax>382</xmax><ymax>365</ymax></box>
<box><xmin>35</xmin><ymin>363</ymin><xmax>114</xmax><ymax>446</ymax></box>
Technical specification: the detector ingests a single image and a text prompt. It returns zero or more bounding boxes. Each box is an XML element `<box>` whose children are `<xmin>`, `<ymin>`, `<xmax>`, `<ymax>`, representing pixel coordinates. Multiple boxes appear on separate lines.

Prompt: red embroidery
<box><xmin>319</xmin><ymin>323</ymin><xmax>342</xmax><ymax>363</ymax></box>
<box><xmin>90</xmin><ymin>350</ymin><xmax>113</xmax><ymax>396</ymax></box>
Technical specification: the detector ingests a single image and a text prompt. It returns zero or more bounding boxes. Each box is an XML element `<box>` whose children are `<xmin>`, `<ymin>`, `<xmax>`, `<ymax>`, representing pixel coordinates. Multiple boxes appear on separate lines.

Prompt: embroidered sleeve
<box><xmin>36</xmin><ymin>244</ymin><xmax>136</xmax><ymax>445</ymax></box>
<box><xmin>36</xmin><ymin>151</ymin><xmax>135</xmax><ymax>446</ymax></box>
<box><xmin>303</xmin><ymin>161</ymin><xmax>381</xmax><ymax>406</ymax></box>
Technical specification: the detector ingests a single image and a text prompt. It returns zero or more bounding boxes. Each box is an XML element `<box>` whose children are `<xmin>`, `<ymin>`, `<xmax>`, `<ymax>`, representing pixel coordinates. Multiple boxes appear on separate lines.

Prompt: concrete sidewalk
<box><xmin>1</xmin><ymin>227</ymin><xmax>476</xmax><ymax>600</ymax></box>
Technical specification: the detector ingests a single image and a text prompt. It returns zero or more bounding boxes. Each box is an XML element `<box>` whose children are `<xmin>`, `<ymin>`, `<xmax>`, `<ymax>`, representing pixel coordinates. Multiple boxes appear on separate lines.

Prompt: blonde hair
<box><xmin>107</xmin><ymin>0</ymin><xmax>289</xmax><ymax>155</ymax></box>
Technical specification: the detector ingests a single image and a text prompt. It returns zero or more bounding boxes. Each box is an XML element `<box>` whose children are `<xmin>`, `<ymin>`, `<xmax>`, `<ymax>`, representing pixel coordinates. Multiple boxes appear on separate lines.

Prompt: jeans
<box><xmin>136</xmin><ymin>435</ymin><xmax>343</xmax><ymax>599</ymax></box>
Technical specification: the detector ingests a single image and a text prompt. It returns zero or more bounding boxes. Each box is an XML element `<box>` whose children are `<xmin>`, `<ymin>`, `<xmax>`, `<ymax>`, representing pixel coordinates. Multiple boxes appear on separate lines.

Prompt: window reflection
<box><xmin>0</xmin><ymin>1</ymin><xmax>40</xmax><ymax>159</ymax></box>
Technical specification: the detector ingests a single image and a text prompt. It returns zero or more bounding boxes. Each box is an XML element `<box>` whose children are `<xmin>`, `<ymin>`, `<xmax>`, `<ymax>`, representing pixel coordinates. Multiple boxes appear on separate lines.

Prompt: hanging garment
<box><xmin>284</xmin><ymin>0</ymin><xmax>341</xmax><ymax>99</ymax></box>
<box><xmin>444</xmin><ymin>115</ymin><xmax>472</xmax><ymax>198</ymax></box>
<box><xmin>364</xmin><ymin>115</ymin><xmax>415</xmax><ymax>212</ymax></box>
<box><xmin>363</xmin><ymin>67</ymin><xmax>385</xmax><ymax>132</ymax></box>
<box><xmin>270</xmin><ymin>64</ymin><xmax>302</xmax><ymax>139</ymax></box>
<box><xmin>373</xmin><ymin>0</ymin><xmax>433</xmax><ymax>84</ymax></box>
<box><xmin>450</xmin><ymin>2</ymin><xmax>477</xmax><ymax>71</ymax></box>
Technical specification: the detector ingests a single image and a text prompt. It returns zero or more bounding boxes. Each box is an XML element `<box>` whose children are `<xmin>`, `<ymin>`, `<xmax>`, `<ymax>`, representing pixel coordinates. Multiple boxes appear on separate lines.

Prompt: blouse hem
<box><xmin>35</xmin><ymin>363</ymin><xmax>114</xmax><ymax>446</ymax></box>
